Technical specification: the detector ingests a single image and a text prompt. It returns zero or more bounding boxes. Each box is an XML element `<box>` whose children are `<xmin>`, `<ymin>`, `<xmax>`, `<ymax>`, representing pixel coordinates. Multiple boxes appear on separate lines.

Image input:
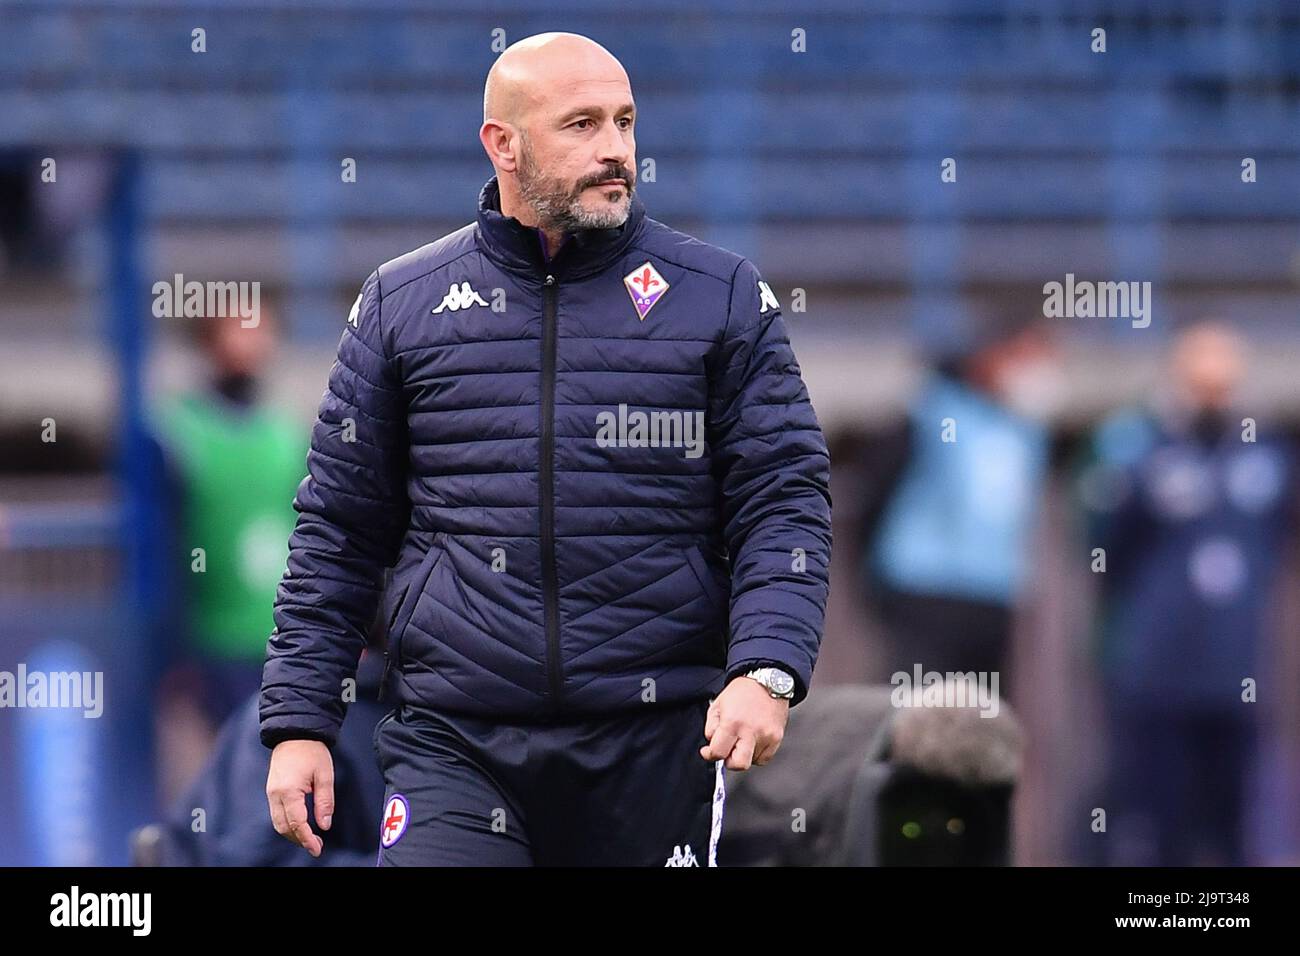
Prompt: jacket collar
<box><xmin>474</xmin><ymin>174</ymin><xmax>645</xmax><ymax>281</ymax></box>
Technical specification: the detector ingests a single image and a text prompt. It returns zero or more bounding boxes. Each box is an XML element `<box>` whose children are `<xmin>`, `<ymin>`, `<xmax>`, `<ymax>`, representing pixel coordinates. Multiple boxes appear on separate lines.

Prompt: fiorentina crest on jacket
<box><xmin>624</xmin><ymin>261</ymin><xmax>669</xmax><ymax>320</ymax></box>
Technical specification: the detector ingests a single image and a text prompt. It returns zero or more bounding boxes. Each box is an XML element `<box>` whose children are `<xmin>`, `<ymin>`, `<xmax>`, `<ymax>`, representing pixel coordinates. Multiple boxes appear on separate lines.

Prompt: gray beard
<box><xmin>517</xmin><ymin>153</ymin><xmax>632</xmax><ymax>233</ymax></box>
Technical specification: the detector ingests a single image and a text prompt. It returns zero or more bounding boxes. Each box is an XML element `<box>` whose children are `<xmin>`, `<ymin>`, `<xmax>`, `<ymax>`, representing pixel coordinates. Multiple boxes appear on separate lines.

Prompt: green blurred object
<box><xmin>153</xmin><ymin>391</ymin><xmax>306</xmax><ymax>660</ymax></box>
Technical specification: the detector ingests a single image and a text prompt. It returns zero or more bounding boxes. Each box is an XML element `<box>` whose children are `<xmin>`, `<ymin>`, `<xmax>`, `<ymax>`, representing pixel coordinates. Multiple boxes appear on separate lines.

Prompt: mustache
<box><xmin>578</xmin><ymin>167</ymin><xmax>634</xmax><ymax>191</ymax></box>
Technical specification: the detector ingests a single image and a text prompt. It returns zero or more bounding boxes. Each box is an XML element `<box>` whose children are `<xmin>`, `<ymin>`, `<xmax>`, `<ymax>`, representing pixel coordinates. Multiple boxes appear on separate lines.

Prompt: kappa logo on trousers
<box><xmin>664</xmin><ymin>843</ymin><xmax>699</xmax><ymax>866</ymax></box>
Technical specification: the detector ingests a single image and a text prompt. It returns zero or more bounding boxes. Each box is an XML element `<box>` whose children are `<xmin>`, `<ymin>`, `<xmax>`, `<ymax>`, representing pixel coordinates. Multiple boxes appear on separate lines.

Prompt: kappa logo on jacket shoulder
<box><xmin>431</xmin><ymin>281</ymin><xmax>490</xmax><ymax>314</ymax></box>
<box><xmin>624</xmin><ymin>261</ymin><xmax>669</xmax><ymax>321</ymax></box>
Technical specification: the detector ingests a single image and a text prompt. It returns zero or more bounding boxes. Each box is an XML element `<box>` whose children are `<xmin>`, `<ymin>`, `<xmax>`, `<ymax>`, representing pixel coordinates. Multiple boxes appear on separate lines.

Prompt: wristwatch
<box><xmin>743</xmin><ymin>666</ymin><xmax>796</xmax><ymax>700</ymax></box>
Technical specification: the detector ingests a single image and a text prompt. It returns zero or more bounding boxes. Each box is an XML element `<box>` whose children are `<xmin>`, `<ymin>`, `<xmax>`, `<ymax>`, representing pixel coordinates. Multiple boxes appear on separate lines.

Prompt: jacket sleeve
<box><xmin>259</xmin><ymin>270</ymin><xmax>410</xmax><ymax>749</ymax></box>
<box><xmin>708</xmin><ymin>258</ymin><xmax>833</xmax><ymax>706</ymax></box>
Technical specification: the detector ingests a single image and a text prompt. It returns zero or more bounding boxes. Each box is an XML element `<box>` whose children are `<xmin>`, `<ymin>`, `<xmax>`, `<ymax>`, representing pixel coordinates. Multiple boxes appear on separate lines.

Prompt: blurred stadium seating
<box><xmin>3</xmin><ymin>0</ymin><xmax>1300</xmax><ymax>865</ymax></box>
<box><xmin>4</xmin><ymin>1</ymin><xmax>1300</xmax><ymax>430</ymax></box>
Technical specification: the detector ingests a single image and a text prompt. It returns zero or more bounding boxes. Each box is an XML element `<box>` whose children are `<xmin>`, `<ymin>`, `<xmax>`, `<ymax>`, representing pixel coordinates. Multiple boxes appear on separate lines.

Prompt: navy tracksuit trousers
<box><xmin>373</xmin><ymin>696</ymin><xmax>726</xmax><ymax>866</ymax></box>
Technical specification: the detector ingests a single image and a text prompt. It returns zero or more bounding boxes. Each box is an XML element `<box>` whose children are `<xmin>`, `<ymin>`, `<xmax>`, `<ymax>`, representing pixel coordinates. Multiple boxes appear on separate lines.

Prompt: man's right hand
<box><xmin>266</xmin><ymin>740</ymin><xmax>335</xmax><ymax>858</ymax></box>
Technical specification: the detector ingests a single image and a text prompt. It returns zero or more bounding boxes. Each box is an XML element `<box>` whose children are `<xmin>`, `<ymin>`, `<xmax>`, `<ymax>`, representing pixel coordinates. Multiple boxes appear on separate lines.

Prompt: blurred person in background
<box><xmin>148</xmin><ymin>302</ymin><xmax>308</xmax><ymax>806</ymax></box>
<box><xmin>857</xmin><ymin>315</ymin><xmax>1062</xmax><ymax>695</ymax></box>
<box><xmin>1079</xmin><ymin>320</ymin><xmax>1297</xmax><ymax>866</ymax></box>
<box><xmin>145</xmin><ymin>619</ymin><xmax>389</xmax><ymax>867</ymax></box>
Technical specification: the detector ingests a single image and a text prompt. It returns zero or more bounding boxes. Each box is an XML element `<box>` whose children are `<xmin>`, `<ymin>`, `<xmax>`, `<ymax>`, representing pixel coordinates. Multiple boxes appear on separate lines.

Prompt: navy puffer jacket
<box><xmin>260</xmin><ymin>176</ymin><xmax>832</xmax><ymax>748</ymax></box>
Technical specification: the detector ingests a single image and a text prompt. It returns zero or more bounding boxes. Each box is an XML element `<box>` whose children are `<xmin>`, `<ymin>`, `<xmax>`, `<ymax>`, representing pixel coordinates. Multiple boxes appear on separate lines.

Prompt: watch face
<box><xmin>769</xmin><ymin>670</ymin><xmax>795</xmax><ymax>695</ymax></box>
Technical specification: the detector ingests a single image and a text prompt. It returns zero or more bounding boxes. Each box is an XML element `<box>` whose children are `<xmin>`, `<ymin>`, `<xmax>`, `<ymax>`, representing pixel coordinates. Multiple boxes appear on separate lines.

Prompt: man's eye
<box><xmin>573</xmin><ymin>119</ymin><xmax>591</xmax><ymax>130</ymax></box>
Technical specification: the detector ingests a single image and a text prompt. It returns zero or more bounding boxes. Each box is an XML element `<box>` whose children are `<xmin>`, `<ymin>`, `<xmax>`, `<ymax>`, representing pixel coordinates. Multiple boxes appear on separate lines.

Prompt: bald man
<box><xmin>261</xmin><ymin>33</ymin><xmax>832</xmax><ymax>866</ymax></box>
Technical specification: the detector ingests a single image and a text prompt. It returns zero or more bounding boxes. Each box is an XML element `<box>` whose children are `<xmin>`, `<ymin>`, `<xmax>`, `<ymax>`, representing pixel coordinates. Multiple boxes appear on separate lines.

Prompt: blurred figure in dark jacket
<box><xmin>857</xmin><ymin>316</ymin><xmax>1061</xmax><ymax>694</ymax></box>
<box><xmin>1079</xmin><ymin>320</ymin><xmax>1296</xmax><ymax>865</ymax></box>
<box><xmin>148</xmin><ymin>303</ymin><xmax>308</xmax><ymax>806</ymax></box>
<box><xmin>149</xmin><ymin>642</ymin><xmax>389</xmax><ymax>866</ymax></box>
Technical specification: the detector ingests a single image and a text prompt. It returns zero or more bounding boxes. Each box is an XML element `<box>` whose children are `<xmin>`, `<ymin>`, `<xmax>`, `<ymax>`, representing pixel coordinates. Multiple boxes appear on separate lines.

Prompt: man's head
<box><xmin>480</xmin><ymin>33</ymin><xmax>636</xmax><ymax>235</ymax></box>
<box><xmin>1170</xmin><ymin>319</ymin><xmax>1245</xmax><ymax>412</ymax></box>
<box><xmin>192</xmin><ymin>301</ymin><xmax>279</xmax><ymax>380</ymax></box>
<box><xmin>935</xmin><ymin>308</ymin><xmax>1064</xmax><ymax>420</ymax></box>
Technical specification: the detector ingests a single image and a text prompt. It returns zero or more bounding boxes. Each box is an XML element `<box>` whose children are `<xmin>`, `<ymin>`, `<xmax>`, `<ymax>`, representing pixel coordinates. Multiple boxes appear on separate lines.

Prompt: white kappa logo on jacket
<box><xmin>431</xmin><ymin>281</ymin><xmax>490</xmax><ymax>314</ymax></box>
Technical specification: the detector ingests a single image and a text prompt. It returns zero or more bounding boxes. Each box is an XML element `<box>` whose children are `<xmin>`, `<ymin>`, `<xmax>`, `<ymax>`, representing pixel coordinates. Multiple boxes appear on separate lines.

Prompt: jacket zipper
<box><xmin>540</xmin><ymin>273</ymin><xmax>564</xmax><ymax>711</ymax></box>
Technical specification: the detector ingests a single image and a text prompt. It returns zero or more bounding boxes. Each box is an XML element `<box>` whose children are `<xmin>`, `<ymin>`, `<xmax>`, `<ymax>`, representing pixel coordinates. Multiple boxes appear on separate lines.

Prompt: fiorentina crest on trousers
<box><xmin>380</xmin><ymin>794</ymin><xmax>410</xmax><ymax>848</ymax></box>
<box><xmin>624</xmin><ymin>261</ymin><xmax>669</xmax><ymax>320</ymax></box>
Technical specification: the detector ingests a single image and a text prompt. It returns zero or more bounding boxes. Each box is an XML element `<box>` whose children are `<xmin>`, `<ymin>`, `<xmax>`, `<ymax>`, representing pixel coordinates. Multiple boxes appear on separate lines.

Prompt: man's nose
<box><xmin>596</xmin><ymin>118</ymin><xmax>631</xmax><ymax>169</ymax></box>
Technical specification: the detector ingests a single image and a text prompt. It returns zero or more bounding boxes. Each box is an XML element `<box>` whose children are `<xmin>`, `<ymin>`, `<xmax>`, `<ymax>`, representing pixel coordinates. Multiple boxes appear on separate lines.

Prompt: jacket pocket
<box><xmin>686</xmin><ymin>543</ymin><xmax>730</xmax><ymax>663</ymax></box>
<box><xmin>685</xmin><ymin>542</ymin><xmax>729</xmax><ymax>611</ymax></box>
<box><xmin>382</xmin><ymin>578</ymin><xmax>411</xmax><ymax>637</ymax></box>
<box><xmin>387</xmin><ymin>533</ymin><xmax>447</xmax><ymax>676</ymax></box>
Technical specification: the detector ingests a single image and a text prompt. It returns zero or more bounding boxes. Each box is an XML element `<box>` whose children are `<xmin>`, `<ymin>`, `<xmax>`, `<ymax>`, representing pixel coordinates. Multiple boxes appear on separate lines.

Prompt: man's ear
<box><xmin>480</xmin><ymin>121</ymin><xmax>519</xmax><ymax>173</ymax></box>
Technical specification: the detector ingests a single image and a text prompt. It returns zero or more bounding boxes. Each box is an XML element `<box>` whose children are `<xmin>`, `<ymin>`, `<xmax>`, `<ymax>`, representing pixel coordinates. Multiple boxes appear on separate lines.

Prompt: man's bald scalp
<box><xmin>483</xmin><ymin>32</ymin><xmax>627</xmax><ymax>128</ymax></box>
